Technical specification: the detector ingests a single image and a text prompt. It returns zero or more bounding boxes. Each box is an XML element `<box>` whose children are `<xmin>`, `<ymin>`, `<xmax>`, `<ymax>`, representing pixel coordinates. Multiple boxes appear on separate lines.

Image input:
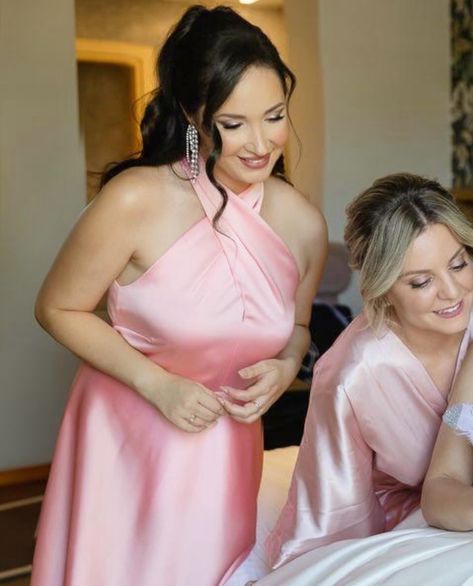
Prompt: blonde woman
<box><xmin>267</xmin><ymin>173</ymin><xmax>473</xmax><ymax>569</ymax></box>
<box><xmin>422</xmin><ymin>344</ymin><xmax>473</xmax><ymax>530</ymax></box>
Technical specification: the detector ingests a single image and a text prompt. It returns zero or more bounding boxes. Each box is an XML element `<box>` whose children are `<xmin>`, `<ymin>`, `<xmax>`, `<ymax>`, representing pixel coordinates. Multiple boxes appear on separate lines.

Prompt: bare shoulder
<box><xmin>92</xmin><ymin>164</ymin><xmax>184</xmax><ymax>219</ymax></box>
<box><xmin>264</xmin><ymin>176</ymin><xmax>327</xmax><ymax>246</ymax></box>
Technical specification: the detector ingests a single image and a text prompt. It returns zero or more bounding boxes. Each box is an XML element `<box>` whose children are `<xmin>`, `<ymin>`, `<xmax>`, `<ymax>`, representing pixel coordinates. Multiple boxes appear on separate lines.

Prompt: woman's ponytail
<box><xmin>101</xmin><ymin>6</ymin><xmax>206</xmax><ymax>186</ymax></box>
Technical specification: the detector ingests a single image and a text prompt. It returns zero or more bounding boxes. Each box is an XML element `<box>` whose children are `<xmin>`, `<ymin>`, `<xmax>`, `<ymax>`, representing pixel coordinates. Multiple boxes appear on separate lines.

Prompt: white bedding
<box><xmin>226</xmin><ymin>446</ymin><xmax>299</xmax><ymax>585</ymax></box>
<box><xmin>226</xmin><ymin>447</ymin><xmax>473</xmax><ymax>586</ymax></box>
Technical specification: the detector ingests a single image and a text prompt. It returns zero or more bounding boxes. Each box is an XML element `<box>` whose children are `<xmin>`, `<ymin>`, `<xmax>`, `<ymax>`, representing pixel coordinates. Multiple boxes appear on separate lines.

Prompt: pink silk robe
<box><xmin>267</xmin><ymin>312</ymin><xmax>473</xmax><ymax>569</ymax></box>
<box><xmin>31</xmin><ymin>161</ymin><xmax>299</xmax><ymax>586</ymax></box>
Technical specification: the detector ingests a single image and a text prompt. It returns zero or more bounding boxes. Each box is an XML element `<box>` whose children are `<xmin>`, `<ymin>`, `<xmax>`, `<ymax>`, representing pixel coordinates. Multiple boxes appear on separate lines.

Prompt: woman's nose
<box><xmin>246</xmin><ymin>126</ymin><xmax>269</xmax><ymax>155</ymax></box>
<box><xmin>438</xmin><ymin>274</ymin><xmax>461</xmax><ymax>300</ymax></box>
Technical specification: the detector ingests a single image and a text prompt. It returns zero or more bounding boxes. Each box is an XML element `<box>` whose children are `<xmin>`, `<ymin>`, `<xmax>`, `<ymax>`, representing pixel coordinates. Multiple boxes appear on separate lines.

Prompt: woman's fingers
<box><xmin>182</xmin><ymin>385</ymin><xmax>226</xmax><ymax>425</ymax></box>
<box><xmin>227</xmin><ymin>411</ymin><xmax>262</xmax><ymax>425</ymax></box>
<box><xmin>179</xmin><ymin>416</ymin><xmax>217</xmax><ymax>433</ymax></box>
<box><xmin>196</xmin><ymin>386</ymin><xmax>226</xmax><ymax>415</ymax></box>
<box><xmin>165</xmin><ymin>359</ymin><xmax>286</xmax><ymax>430</ymax></box>
<box><xmin>238</xmin><ymin>360</ymin><xmax>274</xmax><ymax>379</ymax></box>
<box><xmin>193</xmin><ymin>404</ymin><xmax>220</xmax><ymax>423</ymax></box>
<box><xmin>222</xmin><ymin>395</ymin><xmax>269</xmax><ymax>420</ymax></box>
<box><xmin>221</xmin><ymin>381</ymin><xmax>272</xmax><ymax>402</ymax></box>
<box><xmin>157</xmin><ymin>375</ymin><xmax>227</xmax><ymax>432</ymax></box>
<box><xmin>222</xmin><ymin>401</ymin><xmax>253</xmax><ymax>418</ymax></box>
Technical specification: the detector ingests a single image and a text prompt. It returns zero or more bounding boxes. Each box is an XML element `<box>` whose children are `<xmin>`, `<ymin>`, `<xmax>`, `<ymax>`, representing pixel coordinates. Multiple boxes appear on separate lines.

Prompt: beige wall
<box><xmin>315</xmin><ymin>0</ymin><xmax>451</xmax><ymax>312</ymax></box>
<box><xmin>284</xmin><ymin>0</ymin><xmax>324</xmax><ymax>204</ymax></box>
<box><xmin>75</xmin><ymin>0</ymin><xmax>288</xmax><ymax>60</ymax></box>
<box><xmin>78</xmin><ymin>62</ymin><xmax>136</xmax><ymax>201</ymax></box>
<box><xmin>0</xmin><ymin>0</ymin><xmax>85</xmax><ymax>469</ymax></box>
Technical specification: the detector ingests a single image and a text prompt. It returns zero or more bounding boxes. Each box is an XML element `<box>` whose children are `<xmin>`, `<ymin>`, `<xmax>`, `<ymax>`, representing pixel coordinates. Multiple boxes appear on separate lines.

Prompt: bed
<box><xmin>227</xmin><ymin>447</ymin><xmax>473</xmax><ymax>586</ymax></box>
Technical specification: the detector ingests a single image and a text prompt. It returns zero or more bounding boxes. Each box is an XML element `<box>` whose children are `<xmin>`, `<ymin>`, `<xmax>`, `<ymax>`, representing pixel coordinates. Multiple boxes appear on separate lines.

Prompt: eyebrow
<box><xmin>215</xmin><ymin>102</ymin><xmax>286</xmax><ymax>120</ymax></box>
<box><xmin>399</xmin><ymin>245</ymin><xmax>465</xmax><ymax>277</ymax></box>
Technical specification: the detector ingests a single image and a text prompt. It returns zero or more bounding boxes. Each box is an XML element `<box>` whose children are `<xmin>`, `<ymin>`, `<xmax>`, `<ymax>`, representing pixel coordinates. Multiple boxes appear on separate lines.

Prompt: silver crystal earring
<box><xmin>185</xmin><ymin>124</ymin><xmax>200</xmax><ymax>181</ymax></box>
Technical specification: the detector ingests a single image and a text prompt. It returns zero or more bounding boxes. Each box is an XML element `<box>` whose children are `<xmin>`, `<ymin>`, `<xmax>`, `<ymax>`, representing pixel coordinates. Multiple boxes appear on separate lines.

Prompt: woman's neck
<box><xmin>390</xmin><ymin>321</ymin><xmax>467</xmax><ymax>394</ymax></box>
<box><xmin>213</xmin><ymin>169</ymin><xmax>252</xmax><ymax>196</ymax></box>
<box><xmin>391</xmin><ymin>321</ymin><xmax>465</xmax><ymax>360</ymax></box>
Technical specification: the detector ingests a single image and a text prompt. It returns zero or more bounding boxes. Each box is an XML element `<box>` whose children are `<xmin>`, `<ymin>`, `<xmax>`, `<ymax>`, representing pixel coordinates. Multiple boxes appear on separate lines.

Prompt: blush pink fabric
<box><xmin>267</xmin><ymin>312</ymin><xmax>473</xmax><ymax>569</ymax></box>
<box><xmin>31</xmin><ymin>161</ymin><xmax>298</xmax><ymax>586</ymax></box>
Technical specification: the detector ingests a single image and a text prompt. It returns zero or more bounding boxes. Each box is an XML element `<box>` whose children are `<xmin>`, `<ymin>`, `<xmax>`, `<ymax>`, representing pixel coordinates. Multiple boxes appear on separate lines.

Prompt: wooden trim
<box><xmin>453</xmin><ymin>187</ymin><xmax>473</xmax><ymax>201</ymax></box>
<box><xmin>0</xmin><ymin>464</ymin><xmax>50</xmax><ymax>487</ymax></box>
<box><xmin>76</xmin><ymin>38</ymin><xmax>156</xmax><ymax>152</ymax></box>
<box><xmin>0</xmin><ymin>565</ymin><xmax>32</xmax><ymax>580</ymax></box>
<box><xmin>0</xmin><ymin>495</ymin><xmax>43</xmax><ymax>512</ymax></box>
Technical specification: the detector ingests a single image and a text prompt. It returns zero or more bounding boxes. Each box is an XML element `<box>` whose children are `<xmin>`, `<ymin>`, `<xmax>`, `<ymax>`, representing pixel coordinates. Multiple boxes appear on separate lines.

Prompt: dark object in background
<box><xmin>262</xmin><ymin>390</ymin><xmax>310</xmax><ymax>450</ymax></box>
<box><xmin>310</xmin><ymin>301</ymin><xmax>352</xmax><ymax>356</ymax></box>
<box><xmin>296</xmin><ymin>340</ymin><xmax>320</xmax><ymax>383</ymax></box>
<box><xmin>297</xmin><ymin>300</ymin><xmax>353</xmax><ymax>382</ymax></box>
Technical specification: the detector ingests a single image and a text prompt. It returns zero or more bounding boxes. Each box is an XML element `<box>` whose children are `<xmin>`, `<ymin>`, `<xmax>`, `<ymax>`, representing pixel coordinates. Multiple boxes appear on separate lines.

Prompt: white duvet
<box><xmin>227</xmin><ymin>447</ymin><xmax>473</xmax><ymax>586</ymax></box>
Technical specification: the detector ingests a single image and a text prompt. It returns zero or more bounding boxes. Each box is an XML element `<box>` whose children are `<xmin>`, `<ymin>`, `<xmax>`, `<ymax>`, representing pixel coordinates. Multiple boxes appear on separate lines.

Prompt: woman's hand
<box><xmin>147</xmin><ymin>373</ymin><xmax>225</xmax><ymax>433</ymax></box>
<box><xmin>220</xmin><ymin>357</ymin><xmax>299</xmax><ymax>424</ymax></box>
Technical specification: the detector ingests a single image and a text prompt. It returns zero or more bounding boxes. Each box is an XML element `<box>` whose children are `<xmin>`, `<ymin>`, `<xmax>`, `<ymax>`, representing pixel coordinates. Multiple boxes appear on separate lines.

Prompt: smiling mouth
<box><xmin>238</xmin><ymin>154</ymin><xmax>271</xmax><ymax>169</ymax></box>
<box><xmin>433</xmin><ymin>300</ymin><xmax>463</xmax><ymax>318</ymax></box>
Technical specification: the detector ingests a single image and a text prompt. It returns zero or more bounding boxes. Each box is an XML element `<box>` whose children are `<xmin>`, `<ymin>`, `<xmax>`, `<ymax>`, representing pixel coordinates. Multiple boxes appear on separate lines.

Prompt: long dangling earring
<box><xmin>186</xmin><ymin>124</ymin><xmax>200</xmax><ymax>181</ymax></box>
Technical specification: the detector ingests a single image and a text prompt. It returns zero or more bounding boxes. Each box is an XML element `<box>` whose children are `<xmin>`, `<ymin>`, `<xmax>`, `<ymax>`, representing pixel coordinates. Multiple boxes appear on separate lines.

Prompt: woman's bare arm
<box><xmin>35</xmin><ymin>170</ymin><xmax>223</xmax><ymax>431</ymax></box>
<box><xmin>422</xmin><ymin>344</ymin><xmax>473</xmax><ymax>530</ymax></box>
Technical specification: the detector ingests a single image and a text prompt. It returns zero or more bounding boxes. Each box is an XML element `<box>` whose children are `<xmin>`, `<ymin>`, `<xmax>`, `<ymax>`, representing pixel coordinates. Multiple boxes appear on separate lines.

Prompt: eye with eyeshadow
<box><xmin>266</xmin><ymin>111</ymin><xmax>285</xmax><ymax>123</ymax></box>
<box><xmin>406</xmin><ymin>250</ymin><xmax>470</xmax><ymax>290</ymax></box>
<box><xmin>409</xmin><ymin>277</ymin><xmax>432</xmax><ymax>290</ymax></box>
<box><xmin>218</xmin><ymin>121</ymin><xmax>242</xmax><ymax>131</ymax></box>
<box><xmin>450</xmin><ymin>257</ymin><xmax>468</xmax><ymax>272</ymax></box>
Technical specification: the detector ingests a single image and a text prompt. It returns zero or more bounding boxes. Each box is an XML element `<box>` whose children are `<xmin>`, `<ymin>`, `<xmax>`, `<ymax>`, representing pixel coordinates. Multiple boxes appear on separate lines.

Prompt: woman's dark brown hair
<box><xmin>101</xmin><ymin>5</ymin><xmax>296</xmax><ymax>223</ymax></box>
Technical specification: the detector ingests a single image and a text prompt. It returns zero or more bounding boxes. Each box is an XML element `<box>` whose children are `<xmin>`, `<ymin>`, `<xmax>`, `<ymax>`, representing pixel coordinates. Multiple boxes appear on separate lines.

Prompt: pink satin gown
<box><xmin>31</xmin><ymin>161</ymin><xmax>299</xmax><ymax>586</ymax></box>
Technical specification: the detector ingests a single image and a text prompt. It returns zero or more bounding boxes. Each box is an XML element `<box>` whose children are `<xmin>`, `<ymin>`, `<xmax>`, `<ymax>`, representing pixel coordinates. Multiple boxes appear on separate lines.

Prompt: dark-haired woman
<box><xmin>31</xmin><ymin>6</ymin><xmax>326</xmax><ymax>586</ymax></box>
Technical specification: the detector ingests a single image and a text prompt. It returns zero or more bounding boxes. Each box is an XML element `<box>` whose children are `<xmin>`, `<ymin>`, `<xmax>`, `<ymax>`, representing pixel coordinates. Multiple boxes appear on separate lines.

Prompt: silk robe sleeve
<box><xmin>266</xmin><ymin>364</ymin><xmax>385</xmax><ymax>568</ymax></box>
<box><xmin>266</xmin><ymin>312</ymin><xmax>458</xmax><ymax>569</ymax></box>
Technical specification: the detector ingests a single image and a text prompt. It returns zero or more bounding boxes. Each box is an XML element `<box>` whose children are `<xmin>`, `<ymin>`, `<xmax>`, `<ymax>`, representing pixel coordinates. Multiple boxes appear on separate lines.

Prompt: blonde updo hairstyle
<box><xmin>344</xmin><ymin>173</ymin><xmax>473</xmax><ymax>332</ymax></box>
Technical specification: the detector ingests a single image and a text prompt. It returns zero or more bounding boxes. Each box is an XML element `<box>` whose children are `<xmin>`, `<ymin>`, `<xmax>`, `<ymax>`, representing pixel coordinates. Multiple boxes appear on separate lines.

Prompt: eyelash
<box><xmin>268</xmin><ymin>114</ymin><xmax>285</xmax><ymax>122</ymax></box>
<box><xmin>220</xmin><ymin>123</ymin><xmax>242</xmax><ymax>130</ymax></box>
<box><xmin>452</xmin><ymin>260</ymin><xmax>468</xmax><ymax>272</ymax></box>
<box><xmin>219</xmin><ymin>114</ymin><xmax>285</xmax><ymax>131</ymax></box>
<box><xmin>409</xmin><ymin>259</ymin><xmax>469</xmax><ymax>289</ymax></box>
<box><xmin>410</xmin><ymin>279</ymin><xmax>431</xmax><ymax>290</ymax></box>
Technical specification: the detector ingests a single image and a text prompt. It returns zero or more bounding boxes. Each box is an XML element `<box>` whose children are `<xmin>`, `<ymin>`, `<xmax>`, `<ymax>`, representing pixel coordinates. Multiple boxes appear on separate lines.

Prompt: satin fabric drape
<box><xmin>267</xmin><ymin>313</ymin><xmax>473</xmax><ymax>569</ymax></box>
<box><xmin>31</xmin><ymin>161</ymin><xmax>299</xmax><ymax>586</ymax></box>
